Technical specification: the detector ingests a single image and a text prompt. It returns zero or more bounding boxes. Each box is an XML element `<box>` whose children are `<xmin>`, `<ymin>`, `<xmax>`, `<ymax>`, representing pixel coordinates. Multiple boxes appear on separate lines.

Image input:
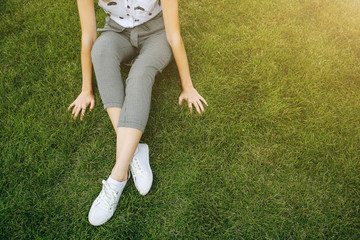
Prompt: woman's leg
<box><xmin>91</xmin><ymin>31</ymin><xmax>141</xmax><ymax>181</ymax></box>
<box><xmin>106</xmin><ymin>107</ymin><xmax>122</xmax><ymax>133</ymax></box>
<box><xmin>105</xmin><ymin>108</ymin><xmax>142</xmax><ymax>182</ymax></box>
<box><xmin>108</xmin><ymin>31</ymin><xmax>172</xmax><ymax>189</ymax></box>
<box><xmin>106</xmin><ymin>108</ymin><xmax>142</xmax><ymax>183</ymax></box>
<box><xmin>104</xmin><ymin>32</ymin><xmax>173</xmax><ymax>189</ymax></box>
<box><xmin>111</xmin><ymin>127</ymin><xmax>142</xmax><ymax>181</ymax></box>
<box><xmin>89</xmin><ymin>30</ymin><xmax>139</xmax><ymax>226</ymax></box>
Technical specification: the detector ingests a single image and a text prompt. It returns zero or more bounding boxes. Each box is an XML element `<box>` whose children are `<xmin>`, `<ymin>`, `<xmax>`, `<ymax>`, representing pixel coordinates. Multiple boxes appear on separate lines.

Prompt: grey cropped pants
<box><xmin>91</xmin><ymin>13</ymin><xmax>173</xmax><ymax>132</ymax></box>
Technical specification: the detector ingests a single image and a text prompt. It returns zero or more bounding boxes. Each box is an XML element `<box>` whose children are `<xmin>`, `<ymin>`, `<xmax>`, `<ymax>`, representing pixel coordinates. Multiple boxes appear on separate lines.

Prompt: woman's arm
<box><xmin>161</xmin><ymin>0</ymin><xmax>208</xmax><ymax>114</ymax></box>
<box><xmin>68</xmin><ymin>0</ymin><xmax>97</xmax><ymax>120</ymax></box>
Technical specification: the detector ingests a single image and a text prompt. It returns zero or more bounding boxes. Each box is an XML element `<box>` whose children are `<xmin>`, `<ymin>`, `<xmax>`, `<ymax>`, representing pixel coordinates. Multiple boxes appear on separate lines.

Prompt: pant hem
<box><xmin>103</xmin><ymin>103</ymin><xmax>123</xmax><ymax>109</ymax></box>
<box><xmin>117</xmin><ymin>121</ymin><xmax>146</xmax><ymax>132</ymax></box>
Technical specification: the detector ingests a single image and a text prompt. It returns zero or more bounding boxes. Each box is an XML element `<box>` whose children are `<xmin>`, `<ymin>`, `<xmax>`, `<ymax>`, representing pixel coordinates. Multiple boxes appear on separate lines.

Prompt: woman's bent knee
<box><xmin>91</xmin><ymin>39</ymin><xmax>109</xmax><ymax>63</ymax></box>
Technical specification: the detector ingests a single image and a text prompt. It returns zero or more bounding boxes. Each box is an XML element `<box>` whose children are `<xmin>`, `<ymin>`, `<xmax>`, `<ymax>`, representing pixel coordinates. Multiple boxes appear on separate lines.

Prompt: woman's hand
<box><xmin>178</xmin><ymin>87</ymin><xmax>208</xmax><ymax>114</ymax></box>
<box><xmin>68</xmin><ymin>90</ymin><xmax>95</xmax><ymax>121</ymax></box>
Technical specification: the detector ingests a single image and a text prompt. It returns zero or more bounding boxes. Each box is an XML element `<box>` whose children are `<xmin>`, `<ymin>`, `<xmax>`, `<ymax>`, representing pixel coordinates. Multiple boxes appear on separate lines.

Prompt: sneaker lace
<box><xmin>96</xmin><ymin>180</ymin><xmax>119</xmax><ymax>210</ymax></box>
<box><xmin>131</xmin><ymin>157</ymin><xmax>144</xmax><ymax>177</ymax></box>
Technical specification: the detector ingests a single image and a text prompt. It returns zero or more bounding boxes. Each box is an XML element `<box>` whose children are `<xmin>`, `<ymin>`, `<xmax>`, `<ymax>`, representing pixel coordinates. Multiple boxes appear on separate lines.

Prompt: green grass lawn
<box><xmin>1</xmin><ymin>0</ymin><xmax>359</xmax><ymax>239</ymax></box>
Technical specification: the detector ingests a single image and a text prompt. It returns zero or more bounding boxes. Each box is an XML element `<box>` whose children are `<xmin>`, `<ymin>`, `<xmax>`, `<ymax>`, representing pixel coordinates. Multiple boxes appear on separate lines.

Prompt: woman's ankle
<box><xmin>110</xmin><ymin>168</ymin><xmax>129</xmax><ymax>182</ymax></box>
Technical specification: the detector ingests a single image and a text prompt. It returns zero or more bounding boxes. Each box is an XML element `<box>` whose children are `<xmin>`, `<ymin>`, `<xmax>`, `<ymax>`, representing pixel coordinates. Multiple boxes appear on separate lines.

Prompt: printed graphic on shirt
<box><xmin>98</xmin><ymin>0</ymin><xmax>162</xmax><ymax>28</ymax></box>
<box><xmin>134</xmin><ymin>6</ymin><xmax>145</xmax><ymax>12</ymax></box>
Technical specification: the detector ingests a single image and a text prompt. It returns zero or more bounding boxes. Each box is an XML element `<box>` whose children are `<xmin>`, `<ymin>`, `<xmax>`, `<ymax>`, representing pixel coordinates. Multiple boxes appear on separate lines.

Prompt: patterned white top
<box><xmin>98</xmin><ymin>0</ymin><xmax>162</xmax><ymax>28</ymax></box>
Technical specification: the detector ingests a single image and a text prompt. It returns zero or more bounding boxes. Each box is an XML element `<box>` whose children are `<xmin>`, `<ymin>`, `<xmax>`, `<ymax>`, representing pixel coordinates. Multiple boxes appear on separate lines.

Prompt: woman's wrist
<box><xmin>81</xmin><ymin>88</ymin><xmax>93</xmax><ymax>94</ymax></box>
<box><xmin>182</xmin><ymin>84</ymin><xmax>194</xmax><ymax>91</ymax></box>
<box><xmin>81</xmin><ymin>78</ymin><xmax>93</xmax><ymax>94</ymax></box>
<box><xmin>181</xmin><ymin>77</ymin><xmax>194</xmax><ymax>91</ymax></box>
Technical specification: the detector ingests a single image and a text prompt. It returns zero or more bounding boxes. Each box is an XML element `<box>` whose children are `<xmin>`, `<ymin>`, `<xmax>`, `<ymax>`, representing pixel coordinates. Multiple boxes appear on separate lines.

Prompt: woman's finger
<box><xmin>68</xmin><ymin>102</ymin><xmax>75</xmax><ymax>111</ymax></box>
<box><xmin>196</xmin><ymin>99</ymin><xmax>204</xmax><ymax>112</ymax></box>
<box><xmin>200</xmin><ymin>96</ymin><xmax>208</xmax><ymax>106</ymax></box>
<box><xmin>72</xmin><ymin>105</ymin><xmax>77</xmax><ymax>115</ymax></box>
<box><xmin>194</xmin><ymin>101</ymin><xmax>201</xmax><ymax>114</ymax></box>
<box><xmin>80</xmin><ymin>107</ymin><xmax>86</xmax><ymax>121</ymax></box>
<box><xmin>74</xmin><ymin>107</ymin><xmax>81</xmax><ymax>119</ymax></box>
<box><xmin>90</xmin><ymin>99</ymin><xmax>95</xmax><ymax>111</ymax></box>
<box><xmin>188</xmin><ymin>101</ymin><xmax>193</xmax><ymax>114</ymax></box>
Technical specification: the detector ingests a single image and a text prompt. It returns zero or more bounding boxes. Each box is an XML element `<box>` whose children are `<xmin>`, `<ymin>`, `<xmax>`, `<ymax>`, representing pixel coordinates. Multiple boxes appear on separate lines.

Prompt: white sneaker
<box><xmin>130</xmin><ymin>143</ymin><xmax>153</xmax><ymax>196</ymax></box>
<box><xmin>88</xmin><ymin>179</ymin><xmax>127</xmax><ymax>226</ymax></box>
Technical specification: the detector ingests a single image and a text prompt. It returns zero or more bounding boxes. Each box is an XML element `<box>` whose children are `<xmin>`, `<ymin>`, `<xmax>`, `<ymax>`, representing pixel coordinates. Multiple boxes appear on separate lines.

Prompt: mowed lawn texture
<box><xmin>1</xmin><ymin>0</ymin><xmax>359</xmax><ymax>239</ymax></box>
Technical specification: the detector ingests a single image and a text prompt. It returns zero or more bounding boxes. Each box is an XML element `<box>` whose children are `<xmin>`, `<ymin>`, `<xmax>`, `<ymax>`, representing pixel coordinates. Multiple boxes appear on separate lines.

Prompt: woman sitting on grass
<box><xmin>68</xmin><ymin>0</ymin><xmax>208</xmax><ymax>226</ymax></box>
